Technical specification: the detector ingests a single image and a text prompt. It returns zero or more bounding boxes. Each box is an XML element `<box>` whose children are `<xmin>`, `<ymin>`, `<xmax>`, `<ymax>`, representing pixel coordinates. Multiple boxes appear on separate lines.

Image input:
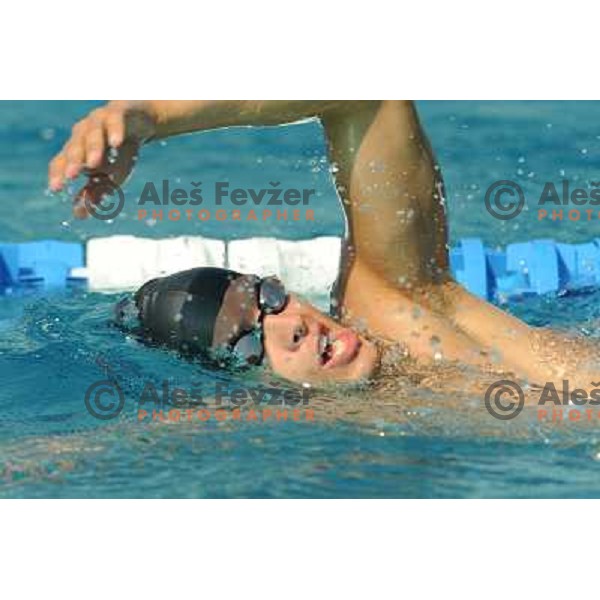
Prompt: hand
<box><xmin>48</xmin><ymin>101</ymin><xmax>156</xmax><ymax>218</ymax></box>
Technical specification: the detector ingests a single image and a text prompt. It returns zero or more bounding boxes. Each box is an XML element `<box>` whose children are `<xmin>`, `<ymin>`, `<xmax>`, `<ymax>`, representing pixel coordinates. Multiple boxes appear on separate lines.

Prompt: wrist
<box><xmin>108</xmin><ymin>100</ymin><xmax>159</xmax><ymax>144</ymax></box>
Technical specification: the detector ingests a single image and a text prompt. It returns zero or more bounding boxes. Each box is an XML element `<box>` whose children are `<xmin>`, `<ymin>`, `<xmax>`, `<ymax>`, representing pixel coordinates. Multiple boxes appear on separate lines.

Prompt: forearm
<box><xmin>48</xmin><ymin>99</ymin><xmax>354</xmax><ymax>208</ymax></box>
<box><xmin>138</xmin><ymin>100</ymin><xmax>347</xmax><ymax>140</ymax></box>
<box><xmin>440</xmin><ymin>281</ymin><xmax>585</xmax><ymax>384</ymax></box>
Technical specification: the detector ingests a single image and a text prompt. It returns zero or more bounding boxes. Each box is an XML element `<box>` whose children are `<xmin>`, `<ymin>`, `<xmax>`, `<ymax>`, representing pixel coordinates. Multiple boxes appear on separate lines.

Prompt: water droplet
<box><xmin>39</xmin><ymin>127</ymin><xmax>55</xmax><ymax>141</ymax></box>
<box><xmin>107</xmin><ymin>146</ymin><xmax>119</xmax><ymax>164</ymax></box>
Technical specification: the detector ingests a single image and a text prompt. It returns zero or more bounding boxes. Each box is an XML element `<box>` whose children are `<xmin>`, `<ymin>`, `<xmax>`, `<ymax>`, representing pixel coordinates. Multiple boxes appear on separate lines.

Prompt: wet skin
<box><xmin>261</xmin><ymin>294</ymin><xmax>379</xmax><ymax>384</ymax></box>
<box><xmin>210</xmin><ymin>276</ymin><xmax>379</xmax><ymax>384</ymax></box>
<box><xmin>48</xmin><ymin>101</ymin><xmax>599</xmax><ymax>390</ymax></box>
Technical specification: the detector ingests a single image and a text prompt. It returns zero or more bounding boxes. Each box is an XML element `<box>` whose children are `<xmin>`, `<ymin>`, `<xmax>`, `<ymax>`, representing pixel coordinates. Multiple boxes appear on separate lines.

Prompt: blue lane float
<box><xmin>451</xmin><ymin>238</ymin><xmax>600</xmax><ymax>301</ymax></box>
<box><xmin>0</xmin><ymin>241</ymin><xmax>85</xmax><ymax>294</ymax></box>
<box><xmin>3</xmin><ymin>237</ymin><xmax>600</xmax><ymax>301</ymax></box>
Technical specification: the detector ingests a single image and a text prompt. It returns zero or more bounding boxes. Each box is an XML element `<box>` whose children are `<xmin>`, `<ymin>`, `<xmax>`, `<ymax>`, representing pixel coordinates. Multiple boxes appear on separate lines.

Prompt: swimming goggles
<box><xmin>229</xmin><ymin>276</ymin><xmax>289</xmax><ymax>365</ymax></box>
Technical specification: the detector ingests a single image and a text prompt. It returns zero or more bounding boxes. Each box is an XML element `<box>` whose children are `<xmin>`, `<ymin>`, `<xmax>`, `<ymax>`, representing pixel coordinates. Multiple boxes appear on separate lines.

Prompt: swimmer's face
<box><xmin>261</xmin><ymin>294</ymin><xmax>379</xmax><ymax>384</ymax></box>
<box><xmin>212</xmin><ymin>275</ymin><xmax>379</xmax><ymax>384</ymax></box>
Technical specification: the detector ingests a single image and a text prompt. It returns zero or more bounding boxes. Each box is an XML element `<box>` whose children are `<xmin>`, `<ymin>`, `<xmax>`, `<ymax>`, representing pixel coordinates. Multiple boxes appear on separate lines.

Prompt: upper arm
<box><xmin>322</xmin><ymin>101</ymin><xmax>450</xmax><ymax>311</ymax></box>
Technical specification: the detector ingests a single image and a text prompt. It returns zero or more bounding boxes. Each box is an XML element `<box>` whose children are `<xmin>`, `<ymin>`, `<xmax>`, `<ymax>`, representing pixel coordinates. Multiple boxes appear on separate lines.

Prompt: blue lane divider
<box><xmin>3</xmin><ymin>237</ymin><xmax>600</xmax><ymax>301</ymax></box>
<box><xmin>450</xmin><ymin>237</ymin><xmax>600</xmax><ymax>301</ymax></box>
<box><xmin>0</xmin><ymin>241</ymin><xmax>84</xmax><ymax>294</ymax></box>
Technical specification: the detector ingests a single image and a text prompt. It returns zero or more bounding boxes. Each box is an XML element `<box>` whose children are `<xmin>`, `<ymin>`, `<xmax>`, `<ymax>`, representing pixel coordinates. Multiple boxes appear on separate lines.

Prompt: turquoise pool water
<box><xmin>3</xmin><ymin>101</ymin><xmax>600</xmax><ymax>498</ymax></box>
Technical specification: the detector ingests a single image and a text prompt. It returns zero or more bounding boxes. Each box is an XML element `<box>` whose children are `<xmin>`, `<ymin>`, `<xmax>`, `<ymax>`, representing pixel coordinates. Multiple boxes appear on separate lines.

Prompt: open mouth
<box><xmin>318</xmin><ymin>330</ymin><xmax>334</xmax><ymax>365</ymax></box>
<box><xmin>317</xmin><ymin>327</ymin><xmax>360</xmax><ymax>369</ymax></box>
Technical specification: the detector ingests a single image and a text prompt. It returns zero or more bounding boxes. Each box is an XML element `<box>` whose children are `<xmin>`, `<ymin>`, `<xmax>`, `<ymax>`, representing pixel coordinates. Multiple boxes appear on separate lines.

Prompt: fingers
<box><xmin>64</xmin><ymin>136</ymin><xmax>86</xmax><ymax>180</ymax></box>
<box><xmin>48</xmin><ymin>125</ymin><xmax>91</xmax><ymax>192</ymax></box>
<box><xmin>84</xmin><ymin>120</ymin><xmax>106</xmax><ymax>169</ymax></box>
<box><xmin>105</xmin><ymin>111</ymin><xmax>125</xmax><ymax>148</ymax></box>
<box><xmin>47</xmin><ymin>106</ymin><xmax>126</xmax><ymax>192</ymax></box>
<box><xmin>48</xmin><ymin>153</ymin><xmax>68</xmax><ymax>192</ymax></box>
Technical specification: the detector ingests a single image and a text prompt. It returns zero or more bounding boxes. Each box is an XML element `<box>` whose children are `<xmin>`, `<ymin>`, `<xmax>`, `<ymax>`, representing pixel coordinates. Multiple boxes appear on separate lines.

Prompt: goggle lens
<box><xmin>229</xmin><ymin>276</ymin><xmax>288</xmax><ymax>366</ymax></box>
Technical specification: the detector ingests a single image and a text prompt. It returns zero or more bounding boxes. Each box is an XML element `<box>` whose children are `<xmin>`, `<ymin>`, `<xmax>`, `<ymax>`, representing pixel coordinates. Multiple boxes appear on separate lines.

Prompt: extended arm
<box><xmin>48</xmin><ymin>100</ymin><xmax>349</xmax><ymax>196</ymax></box>
<box><xmin>149</xmin><ymin>100</ymin><xmax>347</xmax><ymax>137</ymax></box>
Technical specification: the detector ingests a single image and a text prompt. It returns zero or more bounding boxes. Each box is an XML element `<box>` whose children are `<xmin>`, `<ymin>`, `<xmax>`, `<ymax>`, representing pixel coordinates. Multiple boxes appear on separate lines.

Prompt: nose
<box><xmin>264</xmin><ymin>311</ymin><xmax>312</xmax><ymax>351</ymax></box>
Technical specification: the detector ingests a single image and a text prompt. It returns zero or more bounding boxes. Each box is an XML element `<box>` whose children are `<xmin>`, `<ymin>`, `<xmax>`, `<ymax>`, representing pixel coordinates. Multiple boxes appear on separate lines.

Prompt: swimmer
<box><xmin>48</xmin><ymin>101</ymin><xmax>598</xmax><ymax>389</ymax></box>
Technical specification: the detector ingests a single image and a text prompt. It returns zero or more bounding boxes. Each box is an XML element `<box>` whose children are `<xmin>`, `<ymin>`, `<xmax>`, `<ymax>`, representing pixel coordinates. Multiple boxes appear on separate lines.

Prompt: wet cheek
<box><xmin>273</xmin><ymin>350</ymin><xmax>318</xmax><ymax>376</ymax></box>
<box><xmin>265</xmin><ymin>329</ymin><xmax>295</xmax><ymax>353</ymax></box>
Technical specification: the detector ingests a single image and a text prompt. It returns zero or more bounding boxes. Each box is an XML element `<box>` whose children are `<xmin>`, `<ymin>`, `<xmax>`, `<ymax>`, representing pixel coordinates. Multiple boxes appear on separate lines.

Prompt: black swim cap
<box><xmin>133</xmin><ymin>267</ymin><xmax>242</xmax><ymax>357</ymax></box>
